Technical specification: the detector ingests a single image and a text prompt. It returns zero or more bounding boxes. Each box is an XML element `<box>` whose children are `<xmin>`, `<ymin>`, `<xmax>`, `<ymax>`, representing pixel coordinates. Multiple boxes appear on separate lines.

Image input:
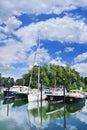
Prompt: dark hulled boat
<box><xmin>13</xmin><ymin>92</ymin><xmax>28</xmax><ymax>101</ymax></box>
<box><xmin>46</xmin><ymin>86</ymin><xmax>66</xmax><ymax>104</ymax></box>
<box><xmin>3</xmin><ymin>90</ymin><xmax>14</xmax><ymax>98</ymax></box>
<box><xmin>65</xmin><ymin>90</ymin><xmax>86</xmax><ymax>103</ymax></box>
<box><xmin>47</xmin><ymin>94</ymin><xmax>64</xmax><ymax>104</ymax></box>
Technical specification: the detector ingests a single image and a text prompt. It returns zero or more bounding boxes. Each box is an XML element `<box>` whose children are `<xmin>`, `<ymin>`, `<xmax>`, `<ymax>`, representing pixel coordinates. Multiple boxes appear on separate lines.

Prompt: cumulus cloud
<box><xmin>4</xmin><ymin>16</ymin><xmax>22</xmax><ymax>33</ymax></box>
<box><xmin>55</xmin><ymin>50</ymin><xmax>62</xmax><ymax>55</ymax></box>
<box><xmin>74</xmin><ymin>52</ymin><xmax>87</xmax><ymax>63</ymax></box>
<box><xmin>72</xmin><ymin>63</ymin><xmax>87</xmax><ymax>77</ymax></box>
<box><xmin>15</xmin><ymin>16</ymin><xmax>87</xmax><ymax>44</ymax></box>
<box><xmin>64</xmin><ymin>47</ymin><xmax>74</xmax><ymax>52</ymax></box>
<box><xmin>0</xmin><ymin>0</ymin><xmax>87</xmax><ymax>23</ymax></box>
<box><xmin>49</xmin><ymin>56</ymin><xmax>66</xmax><ymax>67</ymax></box>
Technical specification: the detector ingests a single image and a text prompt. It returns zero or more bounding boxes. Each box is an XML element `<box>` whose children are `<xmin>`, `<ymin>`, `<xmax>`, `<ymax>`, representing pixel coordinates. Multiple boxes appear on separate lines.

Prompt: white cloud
<box><xmin>0</xmin><ymin>16</ymin><xmax>22</xmax><ymax>35</ymax></box>
<box><xmin>49</xmin><ymin>56</ymin><xmax>66</xmax><ymax>67</ymax></box>
<box><xmin>55</xmin><ymin>50</ymin><xmax>62</xmax><ymax>55</ymax></box>
<box><xmin>74</xmin><ymin>52</ymin><xmax>87</xmax><ymax>63</ymax></box>
<box><xmin>4</xmin><ymin>16</ymin><xmax>22</xmax><ymax>33</ymax></box>
<box><xmin>0</xmin><ymin>39</ymin><xmax>27</xmax><ymax>65</ymax></box>
<box><xmin>15</xmin><ymin>16</ymin><xmax>87</xmax><ymax>44</ymax></box>
<box><xmin>64</xmin><ymin>47</ymin><xmax>74</xmax><ymax>52</ymax></box>
<box><xmin>0</xmin><ymin>33</ymin><xmax>7</xmax><ymax>40</ymax></box>
<box><xmin>0</xmin><ymin>0</ymin><xmax>87</xmax><ymax>23</ymax></box>
<box><xmin>72</xmin><ymin>63</ymin><xmax>87</xmax><ymax>77</ymax></box>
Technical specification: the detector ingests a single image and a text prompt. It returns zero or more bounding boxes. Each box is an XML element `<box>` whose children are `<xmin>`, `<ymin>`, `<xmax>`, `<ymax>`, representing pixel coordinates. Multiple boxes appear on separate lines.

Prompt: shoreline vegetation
<box><xmin>0</xmin><ymin>64</ymin><xmax>87</xmax><ymax>93</ymax></box>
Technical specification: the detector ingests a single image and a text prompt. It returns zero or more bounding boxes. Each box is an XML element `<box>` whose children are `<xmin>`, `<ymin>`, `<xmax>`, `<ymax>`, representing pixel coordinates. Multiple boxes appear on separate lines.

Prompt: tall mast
<box><xmin>37</xmin><ymin>31</ymin><xmax>40</xmax><ymax>90</ymax></box>
<box><xmin>28</xmin><ymin>31</ymin><xmax>41</xmax><ymax>91</ymax></box>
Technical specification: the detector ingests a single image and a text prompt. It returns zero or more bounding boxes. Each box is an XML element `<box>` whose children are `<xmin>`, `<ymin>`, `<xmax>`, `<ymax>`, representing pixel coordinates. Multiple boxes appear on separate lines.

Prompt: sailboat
<box><xmin>28</xmin><ymin>33</ymin><xmax>47</xmax><ymax>102</ymax></box>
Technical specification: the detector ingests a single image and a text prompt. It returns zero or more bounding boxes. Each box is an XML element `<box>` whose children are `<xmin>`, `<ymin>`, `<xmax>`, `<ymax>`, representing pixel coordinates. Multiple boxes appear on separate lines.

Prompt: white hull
<box><xmin>28</xmin><ymin>90</ymin><xmax>47</xmax><ymax>102</ymax></box>
<box><xmin>27</xmin><ymin>100</ymin><xmax>48</xmax><ymax>110</ymax></box>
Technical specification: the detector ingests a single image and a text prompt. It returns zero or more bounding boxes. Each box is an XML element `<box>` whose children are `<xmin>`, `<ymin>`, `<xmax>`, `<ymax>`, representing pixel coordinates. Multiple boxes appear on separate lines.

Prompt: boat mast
<box><xmin>28</xmin><ymin>36</ymin><xmax>39</xmax><ymax>92</ymax></box>
<box><xmin>28</xmin><ymin>31</ymin><xmax>41</xmax><ymax>91</ymax></box>
<box><xmin>37</xmin><ymin>31</ymin><xmax>40</xmax><ymax>90</ymax></box>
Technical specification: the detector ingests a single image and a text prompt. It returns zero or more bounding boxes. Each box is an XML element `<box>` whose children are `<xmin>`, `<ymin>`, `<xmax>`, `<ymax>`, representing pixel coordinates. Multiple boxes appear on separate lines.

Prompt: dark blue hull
<box><xmin>47</xmin><ymin>94</ymin><xmax>64</xmax><ymax>104</ymax></box>
<box><xmin>3</xmin><ymin>90</ymin><xmax>14</xmax><ymax>98</ymax></box>
<box><xmin>47</xmin><ymin>94</ymin><xmax>86</xmax><ymax>104</ymax></box>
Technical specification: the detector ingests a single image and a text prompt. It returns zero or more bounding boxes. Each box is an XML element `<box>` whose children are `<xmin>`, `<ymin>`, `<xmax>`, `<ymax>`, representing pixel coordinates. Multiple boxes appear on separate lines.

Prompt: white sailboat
<box><xmin>28</xmin><ymin>33</ymin><xmax>47</xmax><ymax>102</ymax></box>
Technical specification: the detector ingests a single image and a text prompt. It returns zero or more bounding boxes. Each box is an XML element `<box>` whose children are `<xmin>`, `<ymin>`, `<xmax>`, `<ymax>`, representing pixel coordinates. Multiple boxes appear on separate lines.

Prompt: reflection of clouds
<box><xmin>67</xmin><ymin>125</ymin><xmax>77</xmax><ymax>130</ymax></box>
<box><xmin>56</xmin><ymin>121</ymin><xmax>77</xmax><ymax>130</ymax></box>
<box><xmin>76</xmin><ymin>100</ymin><xmax>87</xmax><ymax>124</ymax></box>
<box><xmin>0</xmin><ymin>102</ymin><xmax>29</xmax><ymax>129</ymax></box>
<box><xmin>77</xmin><ymin>113</ymin><xmax>87</xmax><ymax>124</ymax></box>
<box><xmin>28</xmin><ymin>112</ymin><xmax>49</xmax><ymax>129</ymax></box>
<box><xmin>27</xmin><ymin>101</ymin><xmax>49</xmax><ymax>129</ymax></box>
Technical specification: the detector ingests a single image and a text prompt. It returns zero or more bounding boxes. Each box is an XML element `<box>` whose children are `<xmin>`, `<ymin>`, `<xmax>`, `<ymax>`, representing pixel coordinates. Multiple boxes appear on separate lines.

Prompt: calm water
<box><xmin>0</xmin><ymin>99</ymin><xmax>87</xmax><ymax>130</ymax></box>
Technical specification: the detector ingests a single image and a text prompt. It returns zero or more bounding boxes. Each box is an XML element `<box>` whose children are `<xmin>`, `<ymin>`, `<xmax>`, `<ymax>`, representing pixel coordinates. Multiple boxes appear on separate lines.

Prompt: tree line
<box><xmin>0</xmin><ymin>64</ymin><xmax>87</xmax><ymax>91</ymax></box>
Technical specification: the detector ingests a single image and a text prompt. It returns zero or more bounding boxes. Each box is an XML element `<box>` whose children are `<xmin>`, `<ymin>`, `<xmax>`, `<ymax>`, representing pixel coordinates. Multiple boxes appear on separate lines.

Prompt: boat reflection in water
<box><xmin>12</xmin><ymin>100</ymin><xmax>28</xmax><ymax>107</ymax></box>
<box><xmin>3</xmin><ymin>98</ymin><xmax>28</xmax><ymax>108</ymax></box>
<box><xmin>27</xmin><ymin>100</ymin><xmax>85</xmax><ymax>130</ymax></box>
<box><xmin>2</xmin><ymin>98</ymin><xmax>28</xmax><ymax>117</ymax></box>
<box><xmin>66</xmin><ymin>101</ymin><xmax>85</xmax><ymax>114</ymax></box>
<box><xmin>27</xmin><ymin>101</ymin><xmax>48</xmax><ymax>129</ymax></box>
<box><xmin>3</xmin><ymin>98</ymin><xmax>13</xmax><ymax>105</ymax></box>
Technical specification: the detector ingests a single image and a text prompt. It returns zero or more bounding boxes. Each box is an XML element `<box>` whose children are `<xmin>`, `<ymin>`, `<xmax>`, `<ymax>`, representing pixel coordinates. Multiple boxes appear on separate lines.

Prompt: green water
<box><xmin>0</xmin><ymin>99</ymin><xmax>87</xmax><ymax>130</ymax></box>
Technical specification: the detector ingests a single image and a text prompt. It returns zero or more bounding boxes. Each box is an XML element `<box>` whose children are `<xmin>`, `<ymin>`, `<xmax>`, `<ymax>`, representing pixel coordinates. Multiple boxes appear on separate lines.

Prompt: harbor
<box><xmin>0</xmin><ymin>1</ymin><xmax>87</xmax><ymax>130</ymax></box>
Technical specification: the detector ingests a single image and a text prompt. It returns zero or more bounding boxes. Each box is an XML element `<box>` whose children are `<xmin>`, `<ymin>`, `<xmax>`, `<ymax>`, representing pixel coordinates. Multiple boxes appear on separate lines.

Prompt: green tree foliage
<box><xmin>84</xmin><ymin>77</ymin><xmax>87</xmax><ymax>86</ymax></box>
<box><xmin>0</xmin><ymin>77</ymin><xmax>14</xmax><ymax>88</ymax></box>
<box><xmin>21</xmin><ymin>64</ymin><xmax>85</xmax><ymax>90</ymax></box>
<box><xmin>0</xmin><ymin>64</ymin><xmax>86</xmax><ymax>91</ymax></box>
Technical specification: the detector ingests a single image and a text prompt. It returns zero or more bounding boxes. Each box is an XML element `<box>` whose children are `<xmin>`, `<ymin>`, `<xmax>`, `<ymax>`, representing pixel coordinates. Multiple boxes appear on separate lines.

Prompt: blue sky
<box><xmin>0</xmin><ymin>0</ymin><xmax>87</xmax><ymax>79</ymax></box>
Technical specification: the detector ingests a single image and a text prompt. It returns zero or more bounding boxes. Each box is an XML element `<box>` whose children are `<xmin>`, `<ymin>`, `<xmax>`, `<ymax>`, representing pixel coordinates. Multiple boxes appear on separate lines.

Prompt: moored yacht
<box><xmin>65</xmin><ymin>90</ymin><xmax>86</xmax><ymax>103</ymax></box>
<box><xmin>46</xmin><ymin>85</ymin><xmax>67</xmax><ymax>104</ymax></box>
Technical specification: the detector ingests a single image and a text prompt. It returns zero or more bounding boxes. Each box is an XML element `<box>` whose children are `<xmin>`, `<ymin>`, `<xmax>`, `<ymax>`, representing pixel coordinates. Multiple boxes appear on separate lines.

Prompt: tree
<box><xmin>84</xmin><ymin>77</ymin><xmax>87</xmax><ymax>86</ymax></box>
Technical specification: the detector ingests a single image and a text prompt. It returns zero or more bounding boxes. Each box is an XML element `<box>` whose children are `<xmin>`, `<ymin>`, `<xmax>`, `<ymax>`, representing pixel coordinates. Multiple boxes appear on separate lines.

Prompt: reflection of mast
<box><xmin>37</xmin><ymin>99</ymin><xmax>43</xmax><ymax>130</ymax></box>
<box><xmin>6</xmin><ymin>99</ymin><xmax>10</xmax><ymax>116</ymax></box>
<box><xmin>27</xmin><ymin>107</ymin><xmax>33</xmax><ymax>130</ymax></box>
<box><xmin>40</xmin><ymin>88</ymin><xmax>43</xmax><ymax>127</ymax></box>
<box><xmin>7</xmin><ymin>103</ymin><xmax>9</xmax><ymax>116</ymax></box>
<box><xmin>64</xmin><ymin>104</ymin><xmax>66</xmax><ymax>130</ymax></box>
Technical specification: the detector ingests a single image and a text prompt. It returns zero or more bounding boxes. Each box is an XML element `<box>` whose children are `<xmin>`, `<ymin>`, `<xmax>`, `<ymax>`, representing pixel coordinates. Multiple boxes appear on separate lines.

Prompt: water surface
<box><xmin>0</xmin><ymin>99</ymin><xmax>87</xmax><ymax>130</ymax></box>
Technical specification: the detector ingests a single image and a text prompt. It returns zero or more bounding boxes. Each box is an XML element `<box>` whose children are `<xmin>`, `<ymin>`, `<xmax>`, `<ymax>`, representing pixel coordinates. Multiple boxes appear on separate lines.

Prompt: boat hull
<box><xmin>28</xmin><ymin>93</ymin><xmax>47</xmax><ymax>102</ymax></box>
<box><xmin>47</xmin><ymin>94</ymin><xmax>64</xmax><ymax>104</ymax></box>
<box><xmin>3</xmin><ymin>90</ymin><xmax>14</xmax><ymax>97</ymax></box>
<box><xmin>14</xmin><ymin>92</ymin><xmax>28</xmax><ymax>101</ymax></box>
